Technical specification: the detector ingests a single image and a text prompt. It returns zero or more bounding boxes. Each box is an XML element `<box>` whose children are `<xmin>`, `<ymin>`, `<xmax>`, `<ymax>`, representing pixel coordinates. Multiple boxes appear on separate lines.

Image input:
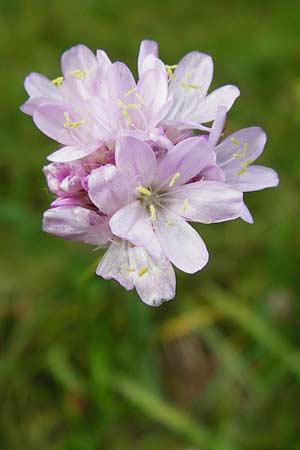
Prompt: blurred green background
<box><xmin>1</xmin><ymin>0</ymin><xmax>300</xmax><ymax>449</ymax></box>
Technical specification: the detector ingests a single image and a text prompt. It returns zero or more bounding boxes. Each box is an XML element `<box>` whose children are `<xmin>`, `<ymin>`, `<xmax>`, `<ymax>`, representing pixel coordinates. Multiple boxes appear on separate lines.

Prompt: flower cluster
<box><xmin>21</xmin><ymin>40</ymin><xmax>278</xmax><ymax>306</ymax></box>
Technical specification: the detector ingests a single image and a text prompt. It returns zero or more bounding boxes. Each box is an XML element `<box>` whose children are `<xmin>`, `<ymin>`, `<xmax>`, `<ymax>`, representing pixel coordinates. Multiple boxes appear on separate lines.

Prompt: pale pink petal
<box><xmin>109</xmin><ymin>201</ymin><xmax>154</xmax><ymax>247</ymax></box>
<box><xmin>20</xmin><ymin>73</ymin><xmax>62</xmax><ymax>115</ymax></box>
<box><xmin>232</xmin><ymin>165</ymin><xmax>279</xmax><ymax>192</ymax></box>
<box><xmin>33</xmin><ymin>104</ymin><xmax>88</xmax><ymax>146</ymax></box>
<box><xmin>216</xmin><ymin>127</ymin><xmax>267</xmax><ymax>167</ymax></box>
<box><xmin>154</xmin><ymin>210</ymin><xmax>209</xmax><ymax>274</ymax></box>
<box><xmin>43</xmin><ymin>206</ymin><xmax>111</xmax><ymax>246</ymax></box>
<box><xmin>166</xmin><ymin>181</ymin><xmax>243</xmax><ymax>223</ymax></box>
<box><xmin>104</xmin><ymin>62</ymin><xmax>137</xmax><ymax>101</ymax></box>
<box><xmin>24</xmin><ymin>72</ymin><xmax>59</xmax><ymax>98</ymax></box>
<box><xmin>61</xmin><ymin>44</ymin><xmax>97</xmax><ymax>77</ymax></box>
<box><xmin>130</xmin><ymin>246</ymin><xmax>176</xmax><ymax>306</ymax></box>
<box><xmin>96</xmin><ymin>240</ymin><xmax>135</xmax><ymax>291</ymax></box>
<box><xmin>115</xmin><ymin>136</ymin><xmax>157</xmax><ymax>187</ymax></box>
<box><xmin>88</xmin><ymin>165</ymin><xmax>133</xmax><ymax>214</ymax></box>
<box><xmin>166</xmin><ymin>52</ymin><xmax>213</xmax><ymax>122</ymax></box>
<box><xmin>47</xmin><ymin>145</ymin><xmax>97</xmax><ymax>162</ymax></box>
<box><xmin>138</xmin><ymin>40</ymin><xmax>159</xmax><ymax>76</ymax></box>
<box><xmin>209</xmin><ymin>106</ymin><xmax>227</xmax><ymax>148</ymax></box>
<box><xmin>153</xmin><ymin>136</ymin><xmax>211</xmax><ymax>190</ymax></box>
<box><xmin>216</xmin><ymin>127</ymin><xmax>268</xmax><ymax>184</ymax></box>
<box><xmin>190</xmin><ymin>85</ymin><xmax>240</xmax><ymax>123</ymax></box>
<box><xmin>138</xmin><ymin>68</ymin><xmax>168</xmax><ymax>126</ymax></box>
<box><xmin>96</xmin><ymin>49</ymin><xmax>112</xmax><ymax>68</ymax></box>
<box><xmin>241</xmin><ymin>204</ymin><xmax>254</xmax><ymax>224</ymax></box>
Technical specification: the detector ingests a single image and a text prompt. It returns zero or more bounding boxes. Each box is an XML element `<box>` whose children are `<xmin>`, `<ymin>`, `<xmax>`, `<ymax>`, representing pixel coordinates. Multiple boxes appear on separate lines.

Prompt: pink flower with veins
<box><xmin>208</xmin><ymin>107</ymin><xmax>279</xmax><ymax>223</ymax></box>
<box><xmin>42</xmin><ymin>206</ymin><xmax>175</xmax><ymax>306</ymax></box>
<box><xmin>87</xmin><ymin>136</ymin><xmax>243</xmax><ymax>274</ymax></box>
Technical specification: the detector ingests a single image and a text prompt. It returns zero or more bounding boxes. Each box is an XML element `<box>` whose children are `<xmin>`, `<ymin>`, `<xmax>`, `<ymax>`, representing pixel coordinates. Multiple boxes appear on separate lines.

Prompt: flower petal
<box><xmin>153</xmin><ymin>136</ymin><xmax>211</xmax><ymax>190</ymax></box>
<box><xmin>43</xmin><ymin>206</ymin><xmax>111</xmax><ymax>246</ymax></box>
<box><xmin>96</xmin><ymin>49</ymin><xmax>112</xmax><ymax>69</ymax></box>
<box><xmin>24</xmin><ymin>72</ymin><xmax>59</xmax><ymax>98</ymax></box>
<box><xmin>61</xmin><ymin>44</ymin><xmax>97</xmax><ymax>77</ymax></box>
<box><xmin>190</xmin><ymin>85</ymin><xmax>240</xmax><ymax>123</ymax></box>
<box><xmin>115</xmin><ymin>136</ymin><xmax>157</xmax><ymax>187</ymax></box>
<box><xmin>215</xmin><ymin>127</ymin><xmax>268</xmax><ymax>184</ymax></box>
<box><xmin>33</xmin><ymin>104</ymin><xmax>89</xmax><ymax>146</ymax></box>
<box><xmin>167</xmin><ymin>51</ymin><xmax>214</xmax><ymax>121</ymax></box>
<box><xmin>216</xmin><ymin>127</ymin><xmax>267</xmax><ymax>167</ymax></box>
<box><xmin>131</xmin><ymin>245</ymin><xmax>176</xmax><ymax>306</ymax></box>
<box><xmin>241</xmin><ymin>204</ymin><xmax>254</xmax><ymax>224</ymax></box>
<box><xmin>154</xmin><ymin>211</ymin><xmax>209</xmax><ymax>273</ymax></box>
<box><xmin>109</xmin><ymin>201</ymin><xmax>154</xmax><ymax>247</ymax></box>
<box><xmin>88</xmin><ymin>164</ymin><xmax>133</xmax><ymax>214</ymax></box>
<box><xmin>209</xmin><ymin>105</ymin><xmax>227</xmax><ymax>148</ymax></box>
<box><xmin>138</xmin><ymin>40</ymin><xmax>159</xmax><ymax>76</ymax></box>
<box><xmin>47</xmin><ymin>145</ymin><xmax>96</xmax><ymax>162</ymax></box>
<box><xmin>166</xmin><ymin>181</ymin><xmax>243</xmax><ymax>223</ymax></box>
<box><xmin>96</xmin><ymin>240</ymin><xmax>135</xmax><ymax>291</ymax></box>
<box><xmin>232</xmin><ymin>165</ymin><xmax>279</xmax><ymax>192</ymax></box>
<box><xmin>138</xmin><ymin>68</ymin><xmax>168</xmax><ymax>127</ymax></box>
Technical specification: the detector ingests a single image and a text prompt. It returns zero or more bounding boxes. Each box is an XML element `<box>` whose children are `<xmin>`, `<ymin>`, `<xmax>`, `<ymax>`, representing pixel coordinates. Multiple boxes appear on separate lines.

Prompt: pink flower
<box><xmin>42</xmin><ymin>206</ymin><xmax>175</xmax><ymax>306</ymax></box>
<box><xmin>208</xmin><ymin>107</ymin><xmax>279</xmax><ymax>223</ymax></box>
<box><xmin>88</xmin><ymin>136</ymin><xmax>243</xmax><ymax>274</ymax></box>
<box><xmin>20</xmin><ymin>44</ymin><xmax>111</xmax><ymax>115</ymax></box>
<box><xmin>138</xmin><ymin>40</ymin><xmax>240</xmax><ymax>141</ymax></box>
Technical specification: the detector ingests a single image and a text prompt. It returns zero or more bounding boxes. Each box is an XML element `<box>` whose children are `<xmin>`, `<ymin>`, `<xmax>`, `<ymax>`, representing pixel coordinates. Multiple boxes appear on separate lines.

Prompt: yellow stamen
<box><xmin>138</xmin><ymin>266</ymin><xmax>148</xmax><ymax>277</ymax></box>
<box><xmin>124</xmin><ymin>87</ymin><xmax>137</xmax><ymax>97</ymax></box>
<box><xmin>63</xmin><ymin>111</ymin><xmax>85</xmax><ymax>128</ymax></box>
<box><xmin>149</xmin><ymin>204</ymin><xmax>156</xmax><ymax>221</ymax></box>
<box><xmin>166</xmin><ymin>64</ymin><xmax>178</xmax><ymax>80</ymax></box>
<box><xmin>68</xmin><ymin>69</ymin><xmax>87</xmax><ymax>78</ymax></box>
<box><xmin>136</xmin><ymin>186</ymin><xmax>151</xmax><ymax>196</ymax></box>
<box><xmin>122</xmin><ymin>265</ymin><xmax>136</xmax><ymax>273</ymax></box>
<box><xmin>64</xmin><ymin>111</ymin><xmax>70</xmax><ymax>122</ymax></box>
<box><xmin>182</xmin><ymin>198</ymin><xmax>188</xmax><ymax>212</ymax></box>
<box><xmin>169</xmin><ymin>172</ymin><xmax>181</xmax><ymax>187</ymax></box>
<box><xmin>126</xmin><ymin>103</ymin><xmax>140</xmax><ymax>109</ymax></box>
<box><xmin>233</xmin><ymin>142</ymin><xmax>248</xmax><ymax>158</ymax></box>
<box><xmin>180</xmin><ymin>81</ymin><xmax>201</xmax><ymax>90</ymax></box>
<box><xmin>135</xmin><ymin>93</ymin><xmax>146</xmax><ymax>105</ymax></box>
<box><xmin>230</xmin><ymin>136</ymin><xmax>241</xmax><ymax>146</ymax></box>
<box><xmin>166</xmin><ymin>220</ymin><xmax>175</xmax><ymax>226</ymax></box>
<box><xmin>117</xmin><ymin>98</ymin><xmax>127</xmax><ymax>108</ymax></box>
<box><xmin>236</xmin><ymin>157</ymin><xmax>253</xmax><ymax>175</ymax></box>
<box><xmin>121</xmin><ymin>109</ymin><xmax>132</xmax><ymax>124</ymax></box>
<box><xmin>51</xmin><ymin>76</ymin><xmax>64</xmax><ymax>86</ymax></box>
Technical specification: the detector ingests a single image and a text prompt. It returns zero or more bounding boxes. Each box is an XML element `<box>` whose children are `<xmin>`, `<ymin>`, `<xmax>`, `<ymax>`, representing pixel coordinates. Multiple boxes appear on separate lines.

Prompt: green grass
<box><xmin>1</xmin><ymin>0</ymin><xmax>300</xmax><ymax>449</ymax></box>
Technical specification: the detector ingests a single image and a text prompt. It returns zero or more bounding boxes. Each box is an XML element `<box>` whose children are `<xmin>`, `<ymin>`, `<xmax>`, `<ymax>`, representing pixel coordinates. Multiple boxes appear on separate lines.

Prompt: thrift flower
<box><xmin>88</xmin><ymin>136</ymin><xmax>243</xmax><ymax>273</ymax></box>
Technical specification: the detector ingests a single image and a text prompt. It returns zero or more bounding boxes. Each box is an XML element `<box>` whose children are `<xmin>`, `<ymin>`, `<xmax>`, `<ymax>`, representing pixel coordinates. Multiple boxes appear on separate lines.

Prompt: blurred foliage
<box><xmin>0</xmin><ymin>0</ymin><xmax>300</xmax><ymax>449</ymax></box>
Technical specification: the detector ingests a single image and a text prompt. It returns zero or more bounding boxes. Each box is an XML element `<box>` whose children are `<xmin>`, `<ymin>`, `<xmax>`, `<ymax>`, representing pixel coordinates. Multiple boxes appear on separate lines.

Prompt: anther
<box><xmin>149</xmin><ymin>204</ymin><xmax>156</xmax><ymax>221</ymax></box>
<box><xmin>51</xmin><ymin>76</ymin><xmax>64</xmax><ymax>86</ymax></box>
<box><xmin>122</xmin><ymin>265</ymin><xmax>136</xmax><ymax>273</ymax></box>
<box><xmin>182</xmin><ymin>198</ymin><xmax>188</xmax><ymax>212</ymax></box>
<box><xmin>236</xmin><ymin>157</ymin><xmax>253</xmax><ymax>175</ymax></box>
<box><xmin>124</xmin><ymin>87</ymin><xmax>137</xmax><ymax>97</ymax></box>
<box><xmin>169</xmin><ymin>172</ymin><xmax>181</xmax><ymax>187</ymax></box>
<box><xmin>230</xmin><ymin>136</ymin><xmax>241</xmax><ymax>145</ymax></box>
<box><xmin>68</xmin><ymin>69</ymin><xmax>87</xmax><ymax>78</ymax></box>
<box><xmin>138</xmin><ymin>266</ymin><xmax>148</xmax><ymax>277</ymax></box>
<box><xmin>166</xmin><ymin>220</ymin><xmax>175</xmax><ymax>226</ymax></box>
<box><xmin>136</xmin><ymin>186</ymin><xmax>151</xmax><ymax>196</ymax></box>
<box><xmin>166</xmin><ymin>64</ymin><xmax>178</xmax><ymax>80</ymax></box>
<box><xmin>233</xmin><ymin>142</ymin><xmax>248</xmax><ymax>158</ymax></box>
